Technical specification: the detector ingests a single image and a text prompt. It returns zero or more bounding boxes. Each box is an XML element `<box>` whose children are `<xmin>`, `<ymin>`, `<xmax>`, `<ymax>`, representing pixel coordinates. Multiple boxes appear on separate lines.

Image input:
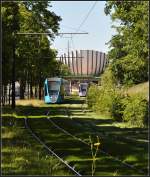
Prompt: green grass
<box><xmin>2</xmin><ymin>96</ymin><xmax>149</xmax><ymax>175</ymax></box>
<box><xmin>124</xmin><ymin>81</ymin><xmax>149</xmax><ymax>99</ymax></box>
<box><xmin>2</xmin><ymin>117</ymin><xmax>74</xmax><ymax>176</ymax></box>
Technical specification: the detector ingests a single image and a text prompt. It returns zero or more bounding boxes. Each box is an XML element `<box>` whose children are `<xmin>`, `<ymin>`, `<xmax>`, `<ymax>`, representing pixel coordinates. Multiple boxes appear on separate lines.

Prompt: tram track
<box><xmin>23</xmin><ymin>97</ymin><xmax>147</xmax><ymax>175</ymax></box>
<box><xmin>24</xmin><ymin>116</ymin><xmax>82</xmax><ymax>176</ymax></box>
<box><xmin>80</xmin><ymin>99</ymin><xmax>148</xmax><ymax>174</ymax></box>
<box><xmin>45</xmin><ymin>99</ymin><xmax>147</xmax><ymax>175</ymax></box>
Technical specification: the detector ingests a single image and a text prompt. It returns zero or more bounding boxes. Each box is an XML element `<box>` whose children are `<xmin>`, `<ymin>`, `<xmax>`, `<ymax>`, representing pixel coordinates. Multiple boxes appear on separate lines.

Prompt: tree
<box><xmin>2</xmin><ymin>1</ymin><xmax>62</xmax><ymax>105</ymax></box>
<box><xmin>2</xmin><ymin>2</ymin><xmax>20</xmax><ymax>107</ymax></box>
<box><xmin>104</xmin><ymin>1</ymin><xmax>148</xmax><ymax>86</ymax></box>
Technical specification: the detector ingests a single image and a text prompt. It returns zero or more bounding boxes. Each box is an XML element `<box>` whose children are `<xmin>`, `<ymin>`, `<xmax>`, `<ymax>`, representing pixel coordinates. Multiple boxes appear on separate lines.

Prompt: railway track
<box><xmin>45</xmin><ymin>99</ymin><xmax>147</xmax><ymax>175</ymax></box>
<box><xmin>24</xmin><ymin>97</ymin><xmax>147</xmax><ymax>175</ymax></box>
<box><xmin>24</xmin><ymin>117</ymin><xmax>82</xmax><ymax>176</ymax></box>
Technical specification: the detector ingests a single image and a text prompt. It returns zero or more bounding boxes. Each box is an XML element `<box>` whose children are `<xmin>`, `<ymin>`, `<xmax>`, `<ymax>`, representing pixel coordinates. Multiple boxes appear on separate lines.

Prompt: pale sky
<box><xmin>50</xmin><ymin>1</ymin><xmax>116</xmax><ymax>56</ymax></box>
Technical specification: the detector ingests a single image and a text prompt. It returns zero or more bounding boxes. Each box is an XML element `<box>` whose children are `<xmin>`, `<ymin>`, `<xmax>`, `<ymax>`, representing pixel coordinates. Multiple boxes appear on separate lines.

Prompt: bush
<box><xmin>94</xmin><ymin>68</ymin><xmax>124</xmax><ymax>119</ymax></box>
<box><xmin>111</xmin><ymin>92</ymin><xmax>124</xmax><ymax>121</ymax></box>
<box><xmin>122</xmin><ymin>94</ymin><xmax>148</xmax><ymax>127</ymax></box>
<box><xmin>87</xmin><ymin>84</ymin><xmax>99</xmax><ymax>109</ymax></box>
<box><xmin>87</xmin><ymin>67</ymin><xmax>124</xmax><ymax>120</ymax></box>
<box><xmin>87</xmin><ymin>66</ymin><xmax>148</xmax><ymax>127</ymax></box>
<box><xmin>94</xmin><ymin>87</ymin><xmax>112</xmax><ymax>115</ymax></box>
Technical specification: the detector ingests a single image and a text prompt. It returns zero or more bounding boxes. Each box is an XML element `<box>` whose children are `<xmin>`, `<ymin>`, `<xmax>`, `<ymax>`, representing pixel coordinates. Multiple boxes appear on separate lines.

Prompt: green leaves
<box><xmin>2</xmin><ymin>1</ymin><xmax>62</xmax><ymax>92</ymax></box>
<box><xmin>104</xmin><ymin>1</ymin><xmax>148</xmax><ymax>86</ymax></box>
<box><xmin>122</xmin><ymin>94</ymin><xmax>148</xmax><ymax>127</ymax></box>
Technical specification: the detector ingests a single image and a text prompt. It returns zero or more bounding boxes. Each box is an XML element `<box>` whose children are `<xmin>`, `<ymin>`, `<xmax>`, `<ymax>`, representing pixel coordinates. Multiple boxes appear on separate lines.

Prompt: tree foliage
<box><xmin>2</xmin><ymin>1</ymin><xmax>62</xmax><ymax>100</ymax></box>
<box><xmin>87</xmin><ymin>1</ymin><xmax>148</xmax><ymax>127</ymax></box>
<box><xmin>105</xmin><ymin>1</ymin><xmax>148</xmax><ymax>86</ymax></box>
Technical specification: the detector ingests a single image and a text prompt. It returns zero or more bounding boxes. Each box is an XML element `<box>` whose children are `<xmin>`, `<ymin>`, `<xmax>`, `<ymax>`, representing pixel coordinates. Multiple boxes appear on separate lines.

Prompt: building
<box><xmin>59</xmin><ymin>50</ymin><xmax>108</xmax><ymax>76</ymax></box>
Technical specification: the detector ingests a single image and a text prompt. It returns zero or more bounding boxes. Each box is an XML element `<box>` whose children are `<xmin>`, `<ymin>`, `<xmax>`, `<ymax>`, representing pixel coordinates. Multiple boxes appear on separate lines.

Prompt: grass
<box><xmin>2</xmin><ymin>96</ymin><xmax>149</xmax><ymax>175</ymax></box>
<box><xmin>2</xmin><ymin>117</ymin><xmax>73</xmax><ymax>176</ymax></box>
<box><xmin>123</xmin><ymin>81</ymin><xmax>149</xmax><ymax>99</ymax></box>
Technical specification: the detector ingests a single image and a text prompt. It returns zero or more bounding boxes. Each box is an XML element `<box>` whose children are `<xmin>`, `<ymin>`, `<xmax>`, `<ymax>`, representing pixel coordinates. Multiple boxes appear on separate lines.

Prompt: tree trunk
<box><xmin>29</xmin><ymin>75</ymin><xmax>33</xmax><ymax>99</ymax></box>
<box><xmin>20</xmin><ymin>80</ymin><xmax>25</xmax><ymax>99</ymax></box>
<box><xmin>11</xmin><ymin>41</ymin><xmax>16</xmax><ymax>109</ymax></box>
<box><xmin>35</xmin><ymin>87</ymin><xmax>37</xmax><ymax>99</ymax></box>
<box><xmin>39</xmin><ymin>83</ymin><xmax>42</xmax><ymax>100</ymax></box>
<box><xmin>9</xmin><ymin>83</ymin><xmax>11</xmax><ymax>105</ymax></box>
<box><xmin>27</xmin><ymin>82</ymin><xmax>30</xmax><ymax>99</ymax></box>
<box><xmin>2</xmin><ymin>85</ymin><xmax>4</xmax><ymax>106</ymax></box>
<box><xmin>4</xmin><ymin>85</ymin><xmax>7</xmax><ymax>105</ymax></box>
<box><xmin>30</xmin><ymin>82</ymin><xmax>33</xmax><ymax>99</ymax></box>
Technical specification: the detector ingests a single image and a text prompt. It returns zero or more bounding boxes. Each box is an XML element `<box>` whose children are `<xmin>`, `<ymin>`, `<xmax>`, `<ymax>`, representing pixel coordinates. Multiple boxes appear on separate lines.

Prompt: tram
<box><xmin>78</xmin><ymin>83</ymin><xmax>88</xmax><ymax>97</ymax></box>
<box><xmin>44</xmin><ymin>77</ymin><xmax>70</xmax><ymax>103</ymax></box>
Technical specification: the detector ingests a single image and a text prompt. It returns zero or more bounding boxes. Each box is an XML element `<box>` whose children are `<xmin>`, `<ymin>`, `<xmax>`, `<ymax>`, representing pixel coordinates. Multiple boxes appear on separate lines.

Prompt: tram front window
<box><xmin>81</xmin><ymin>88</ymin><xmax>86</xmax><ymax>92</ymax></box>
<box><xmin>81</xmin><ymin>85</ymin><xmax>87</xmax><ymax>92</ymax></box>
<box><xmin>48</xmin><ymin>81</ymin><xmax>60</xmax><ymax>95</ymax></box>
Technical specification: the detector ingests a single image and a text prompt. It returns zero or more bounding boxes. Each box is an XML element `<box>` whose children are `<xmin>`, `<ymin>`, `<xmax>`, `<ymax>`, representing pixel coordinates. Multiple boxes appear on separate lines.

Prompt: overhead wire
<box><xmin>59</xmin><ymin>1</ymin><xmax>98</xmax><ymax>55</ymax></box>
<box><xmin>75</xmin><ymin>1</ymin><xmax>98</xmax><ymax>33</ymax></box>
<box><xmin>61</xmin><ymin>25</ymin><xmax>87</xmax><ymax>33</ymax></box>
<box><xmin>71</xmin><ymin>1</ymin><xmax>98</xmax><ymax>50</ymax></box>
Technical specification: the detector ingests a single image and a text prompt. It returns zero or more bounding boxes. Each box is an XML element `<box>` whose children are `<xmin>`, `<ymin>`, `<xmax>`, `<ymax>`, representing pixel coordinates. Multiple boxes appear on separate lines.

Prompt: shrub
<box><xmin>93</xmin><ymin>67</ymin><xmax>123</xmax><ymax>118</ymax></box>
<box><xmin>87</xmin><ymin>67</ymin><xmax>124</xmax><ymax>119</ymax></box>
<box><xmin>111</xmin><ymin>91</ymin><xmax>124</xmax><ymax>121</ymax></box>
<box><xmin>122</xmin><ymin>94</ymin><xmax>148</xmax><ymax>127</ymax></box>
<box><xmin>87</xmin><ymin>84</ymin><xmax>99</xmax><ymax>109</ymax></box>
<box><xmin>87</xmin><ymin>65</ymin><xmax>148</xmax><ymax>128</ymax></box>
<box><xmin>93</xmin><ymin>87</ymin><xmax>111</xmax><ymax>114</ymax></box>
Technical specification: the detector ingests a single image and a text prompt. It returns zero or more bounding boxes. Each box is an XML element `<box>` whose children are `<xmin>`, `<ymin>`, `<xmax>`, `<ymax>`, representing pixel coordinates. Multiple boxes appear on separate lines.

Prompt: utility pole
<box><xmin>68</xmin><ymin>40</ymin><xmax>70</xmax><ymax>54</ymax></box>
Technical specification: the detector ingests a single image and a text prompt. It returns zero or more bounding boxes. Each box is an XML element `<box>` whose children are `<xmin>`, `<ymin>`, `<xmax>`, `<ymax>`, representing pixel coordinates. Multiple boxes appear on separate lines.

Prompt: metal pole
<box><xmin>17</xmin><ymin>32</ymin><xmax>88</xmax><ymax>35</ymax></box>
<box><xmin>87</xmin><ymin>50</ymin><xmax>89</xmax><ymax>75</ymax></box>
<box><xmin>76</xmin><ymin>50</ymin><xmax>79</xmax><ymax>76</ymax></box>
<box><xmin>72</xmin><ymin>51</ymin><xmax>75</xmax><ymax>75</ymax></box>
<box><xmin>81</xmin><ymin>50</ymin><xmax>82</xmax><ymax>76</ymax></box>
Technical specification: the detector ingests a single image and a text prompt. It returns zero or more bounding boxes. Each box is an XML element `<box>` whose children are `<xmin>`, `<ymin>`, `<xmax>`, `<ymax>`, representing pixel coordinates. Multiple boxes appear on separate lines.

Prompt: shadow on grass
<box><xmin>2</xmin><ymin>97</ymin><xmax>149</xmax><ymax>176</ymax></box>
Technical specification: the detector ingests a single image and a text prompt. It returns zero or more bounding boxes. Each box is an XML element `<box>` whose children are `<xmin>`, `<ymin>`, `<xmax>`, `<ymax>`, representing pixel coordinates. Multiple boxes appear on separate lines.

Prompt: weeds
<box><xmin>89</xmin><ymin>135</ymin><xmax>101</xmax><ymax>176</ymax></box>
<box><xmin>113</xmin><ymin>169</ymin><xmax>118</xmax><ymax>176</ymax></box>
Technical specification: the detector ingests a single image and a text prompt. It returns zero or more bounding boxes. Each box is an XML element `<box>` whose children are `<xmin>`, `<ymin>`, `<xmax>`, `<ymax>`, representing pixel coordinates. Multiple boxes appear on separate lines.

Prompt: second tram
<box><xmin>78</xmin><ymin>83</ymin><xmax>88</xmax><ymax>97</ymax></box>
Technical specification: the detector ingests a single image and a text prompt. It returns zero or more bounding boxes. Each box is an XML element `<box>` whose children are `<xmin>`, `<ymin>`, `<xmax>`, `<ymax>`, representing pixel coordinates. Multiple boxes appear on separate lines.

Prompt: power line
<box><xmin>61</xmin><ymin>25</ymin><xmax>87</xmax><ymax>33</ymax></box>
<box><xmin>54</xmin><ymin>2</ymin><xmax>97</xmax><ymax>54</ymax></box>
<box><xmin>17</xmin><ymin>32</ymin><xmax>88</xmax><ymax>35</ymax></box>
<box><xmin>75</xmin><ymin>1</ymin><xmax>98</xmax><ymax>33</ymax></box>
<box><xmin>70</xmin><ymin>1</ymin><xmax>98</xmax><ymax>51</ymax></box>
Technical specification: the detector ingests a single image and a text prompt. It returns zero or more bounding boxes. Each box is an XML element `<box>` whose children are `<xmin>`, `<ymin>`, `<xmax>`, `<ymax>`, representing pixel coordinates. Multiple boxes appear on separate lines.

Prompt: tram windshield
<box><xmin>80</xmin><ymin>84</ymin><xmax>88</xmax><ymax>92</ymax></box>
<box><xmin>48</xmin><ymin>81</ymin><xmax>60</xmax><ymax>95</ymax></box>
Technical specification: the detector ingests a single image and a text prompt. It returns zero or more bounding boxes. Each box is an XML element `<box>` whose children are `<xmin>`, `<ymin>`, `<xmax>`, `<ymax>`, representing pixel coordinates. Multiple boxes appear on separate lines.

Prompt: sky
<box><xmin>50</xmin><ymin>1</ymin><xmax>116</xmax><ymax>56</ymax></box>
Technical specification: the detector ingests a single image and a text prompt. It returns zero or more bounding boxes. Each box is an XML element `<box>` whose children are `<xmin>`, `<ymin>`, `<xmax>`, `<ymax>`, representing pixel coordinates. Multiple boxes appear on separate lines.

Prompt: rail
<box><xmin>24</xmin><ymin>117</ymin><xmax>82</xmax><ymax>176</ymax></box>
<box><xmin>46</xmin><ymin>100</ymin><xmax>146</xmax><ymax>175</ymax></box>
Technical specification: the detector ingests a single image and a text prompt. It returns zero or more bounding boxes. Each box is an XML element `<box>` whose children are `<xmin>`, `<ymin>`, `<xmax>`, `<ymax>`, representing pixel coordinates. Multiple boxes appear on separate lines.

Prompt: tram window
<box><xmin>48</xmin><ymin>81</ymin><xmax>60</xmax><ymax>91</ymax></box>
<box><xmin>44</xmin><ymin>85</ymin><xmax>47</xmax><ymax>96</ymax></box>
<box><xmin>81</xmin><ymin>88</ymin><xmax>86</xmax><ymax>91</ymax></box>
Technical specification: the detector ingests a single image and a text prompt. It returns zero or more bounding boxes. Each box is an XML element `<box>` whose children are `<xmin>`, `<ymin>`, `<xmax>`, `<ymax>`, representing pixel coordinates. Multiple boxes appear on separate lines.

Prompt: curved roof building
<box><xmin>60</xmin><ymin>50</ymin><xmax>107</xmax><ymax>76</ymax></box>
